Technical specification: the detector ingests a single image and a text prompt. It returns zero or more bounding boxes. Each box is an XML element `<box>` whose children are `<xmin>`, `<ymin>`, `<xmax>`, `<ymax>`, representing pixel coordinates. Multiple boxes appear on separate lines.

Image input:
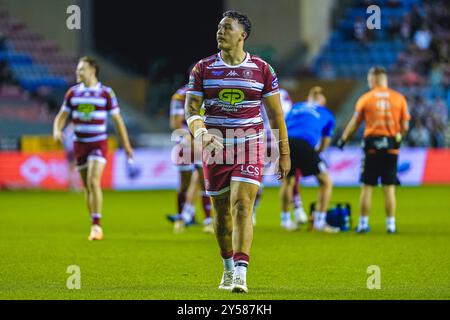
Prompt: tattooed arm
<box><xmin>185</xmin><ymin>93</ymin><xmax>223</xmax><ymax>151</ymax></box>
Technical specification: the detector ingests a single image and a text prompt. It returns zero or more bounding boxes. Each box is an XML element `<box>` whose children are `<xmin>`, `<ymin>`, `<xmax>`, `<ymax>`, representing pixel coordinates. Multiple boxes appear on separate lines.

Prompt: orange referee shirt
<box><xmin>355</xmin><ymin>86</ymin><xmax>410</xmax><ymax>154</ymax></box>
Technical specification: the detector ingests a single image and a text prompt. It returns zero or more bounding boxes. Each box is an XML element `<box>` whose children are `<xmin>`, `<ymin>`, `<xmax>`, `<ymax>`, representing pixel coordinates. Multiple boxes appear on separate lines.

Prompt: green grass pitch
<box><xmin>1</xmin><ymin>186</ymin><xmax>449</xmax><ymax>299</ymax></box>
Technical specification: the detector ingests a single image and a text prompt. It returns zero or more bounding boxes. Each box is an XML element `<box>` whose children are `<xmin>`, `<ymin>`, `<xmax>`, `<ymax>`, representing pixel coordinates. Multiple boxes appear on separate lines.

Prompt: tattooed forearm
<box><xmin>185</xmin><ymin>94</ymin><xmax>203</xmax><ymax>119</ymax></box>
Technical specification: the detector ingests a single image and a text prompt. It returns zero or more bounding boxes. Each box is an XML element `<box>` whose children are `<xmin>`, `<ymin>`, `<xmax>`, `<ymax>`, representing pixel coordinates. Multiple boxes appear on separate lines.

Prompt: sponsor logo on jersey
<box><xmin>272</xmin><ymin>77</ymin><xmax>278</xmax><ymax>89</ymax></box>
<box><xmin>241</xmin><ymin>164</ymin><xmax>260</xmax><ymax>177</ymax></box>
<box><xmin>219</xmin><ymin>89</ymin><xmax>244</xmax><ymax>106</ymax></box>
<box><xmin>212</xmin><ymin>70</ymin><xmax>224</xmax><ymax>76</ymax></box>
<box><xmin>78</xmin><ymin>104</ymin><xmax>95</xmax><ymax>120</ymax></box>
<box><xmin>243</xmin><ymin>70</ymin><xmax>253</xmax><ymax>79</ymax></box>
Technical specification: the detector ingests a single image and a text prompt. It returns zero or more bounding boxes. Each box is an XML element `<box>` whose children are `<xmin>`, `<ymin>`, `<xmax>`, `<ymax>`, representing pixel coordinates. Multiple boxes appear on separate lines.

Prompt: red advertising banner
<box><xmin>423</xmin><ymin>149</ymin><xmax>450</xmax><ymax>184</ymax></box>
<box><xmin>0</xmin><ymin>152</ymin><xmax>113</xmax><ymax>190</ymax></box>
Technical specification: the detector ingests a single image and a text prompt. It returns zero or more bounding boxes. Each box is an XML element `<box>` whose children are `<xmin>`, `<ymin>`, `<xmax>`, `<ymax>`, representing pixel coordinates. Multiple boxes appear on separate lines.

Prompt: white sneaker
<box><xmin>294</xmin><ymin>207</ymin><xmax>308</xmax><ymax>224</ymax></box>
<box><xmin>231</xmin><ymin>273</ymin><xmax>248</xmax><ymax>293</ymax></box>
<box><xmin>88</xmin><ymin>225</ymin><xmax>103</xmax><ymax>241</ymax></box>
<box><xmin>281</xmin><ymin>219</ymin><xmax>298</xmax><ymax>231</ymax></box>
<box><xmin>173</xmin><ymin>220</ymin><xmax>185</xmax><ymax>233</ymax></box>
<box><xmin>314</xmin><ymin>223</ymin><xmax>340</xmax><ymax>233</ymax></box>
<box><xmin>218</xmin><ymin>271</ymin><xmax>234</xmax><ymax>290</ymax></box>
<box><xmin>203</xmin><ymin>222</ymin><xmax>215</xmax><ymax>234</ymax></box>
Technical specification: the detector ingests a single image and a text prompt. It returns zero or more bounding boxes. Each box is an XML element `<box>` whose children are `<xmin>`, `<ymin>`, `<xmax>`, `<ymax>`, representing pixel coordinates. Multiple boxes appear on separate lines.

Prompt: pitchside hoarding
<box><xmin>0</xmin><ymin>148</ymin><xmax>448</xmax><ymax>190</ymax></box>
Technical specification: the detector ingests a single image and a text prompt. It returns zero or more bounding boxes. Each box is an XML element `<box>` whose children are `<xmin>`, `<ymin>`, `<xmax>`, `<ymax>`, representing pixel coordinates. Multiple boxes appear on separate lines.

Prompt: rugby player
<box><xmin>281</xmin><ymin>86</ymin><xmax>339</xmax><ymax>232</ymax></box>
<box><xmin>185</xmin><ymin>11</ymin><xmax>290</xmax><ymax>293</ymax></box>
<box><xmin>168</xmin><ymin>82</ymin><xmax>213</xmax><ymax>233</ymax></box>
<box><xmin>53</xmin><ymin>56</ymin><xmax>134</xmax><ymax>241</ymax></box>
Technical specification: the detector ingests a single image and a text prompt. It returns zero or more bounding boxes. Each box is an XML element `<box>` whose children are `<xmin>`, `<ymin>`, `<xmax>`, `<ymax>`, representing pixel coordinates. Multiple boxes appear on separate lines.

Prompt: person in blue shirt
<box><xmin>280</xmin><ymin>86</ymin><xmax>339</xmax><ymax>233</ymax></box>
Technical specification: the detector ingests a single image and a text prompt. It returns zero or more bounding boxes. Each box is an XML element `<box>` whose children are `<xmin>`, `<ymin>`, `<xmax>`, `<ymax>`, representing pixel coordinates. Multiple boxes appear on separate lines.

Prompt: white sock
<box><xmin>223</xmin><ymin>258</ymin><xmax>234</xmax><ymax>272</ymax></box>
<box><xmin>314</xmin><ymin>211</ymin><xmax>326</xmax><ymax>228</ymax></box>
<box><xmin>203</xmin><ymin>217</ymin><xmax>212</xmax><ymax>225</ymax></box>
<box><xmin>234</xmin><ymin>265</ymin><xmax>247</xmax><ymax>279</ymax></box>
<box><xmin>386</xmin><ymin>216</ymin><xmax>396</xmax><ymax>231</ymax></box>
<box><xmin>281</xmin><ymin>211</ymin><xmax>291</xmax><ymax>221</ymax></box>
<box><xmin>358</xmin><ymin>216</ymin><xmax>369</xmax><ymax>229</ymax></box>
<box><xmin>293</xmin><ymin>194</ymin><xmax>302</xmax><ymax>209</ymax></box>
<box><xmin>181</xmin><ymin>203</ymin><xmax>195</xmax><ymax>223</ymax></box>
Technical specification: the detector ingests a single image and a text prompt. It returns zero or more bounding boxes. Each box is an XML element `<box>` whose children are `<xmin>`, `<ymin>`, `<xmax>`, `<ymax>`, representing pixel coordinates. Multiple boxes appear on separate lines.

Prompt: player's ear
<box><xmin>241</xmin><ymin>31</ymin><xmax>247</xmax><ymax>41</ymax></box>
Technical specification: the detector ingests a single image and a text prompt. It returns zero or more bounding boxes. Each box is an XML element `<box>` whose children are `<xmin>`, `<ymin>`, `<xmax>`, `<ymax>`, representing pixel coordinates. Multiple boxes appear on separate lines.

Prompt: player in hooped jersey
<box><xmin>53</xmin><ymin>57</ymin><xmax>134</xmax><ymax>241</ymax></box>
<box><xmin>169</xmin><ymin>83</ymin><xmax>213</xmax><ymax>234</ymax></box>
<box><xmin>185</xmin><ymin>11</ymin><xmax>290</xmax><ymax>293</ymax></box>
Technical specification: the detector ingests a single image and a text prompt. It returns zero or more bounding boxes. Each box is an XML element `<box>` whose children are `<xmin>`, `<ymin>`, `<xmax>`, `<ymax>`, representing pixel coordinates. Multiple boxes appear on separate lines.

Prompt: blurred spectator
<box><xmin>410</xmin><ymin>4</ymin><xmax>424</xmax><ymax>35</ymax></box>
<box><xmin>429</xmin><ymin>62</ymin><xmax>443</xmax><ymax>87</ymax></box>
<box><xmin>318</xmin><ymin>61</ymin><xmax>336</xmax><ymax>80</ymax></box>
<box><xmin>353</xmin><ymin>17</ymin><xmax>368</xmax><ymax>44</ymax></box>
<box><xmin>0</xmin><ymin>61</ymin><xmax>13</xmax><ymax>86</ymax></box>
<box><xmin>436</xmin><ymin>41</ymin><xmax>449</xmax><ymax>64</ymax></box>
<box><xmin>400</xmin><ymin>14</ymin><xmax>412</xmax><ymax>41</ymax></box>
<box><xmin>387</xmin><ymin>0</ymin><xmax>401</xmax><ymax>8</ymax></box>
<box><xmin>413</xmin><ymin>25</ymin><xmax>433</xmax><ymax>50</ymax></box>
<box><xmin>408</xmin><ymin>118</ymin><xmax>431</xmax><ymax>147</ymax></box>
<box><xmin>433</xmin><ymin>96</ymin><xmax>449</xmax><ymax>125</ymax></box>
<box><xmin>388</xmin><ymin>17</ymin><xmax>401</xmax><ymax>40</ymax></box>
<box><xmin>401</xmin><ymin>67</ymin><xmax>424</xmax><ymax>86</ymax></box>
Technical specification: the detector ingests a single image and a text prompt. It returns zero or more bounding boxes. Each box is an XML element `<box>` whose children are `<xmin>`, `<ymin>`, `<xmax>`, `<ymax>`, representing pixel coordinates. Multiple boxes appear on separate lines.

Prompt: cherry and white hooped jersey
<box><xmin>60</xmin><ymin>82</ymin><xmax>119</xmax><ymax>143</ymax></box>
<box><xmin>170</xmin><ymin>85</ymin><xmax>189</xmax><ymax>120</ymax></box>
<box><xmin>187</xmin><ymin>52</ymin><xmax>279</xmax><ymax>141</ymax></box>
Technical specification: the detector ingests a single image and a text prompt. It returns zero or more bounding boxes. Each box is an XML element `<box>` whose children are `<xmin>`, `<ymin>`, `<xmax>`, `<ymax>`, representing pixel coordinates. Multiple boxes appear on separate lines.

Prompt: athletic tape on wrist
<box><xmin>194</xmin><ymin>127</ymin><xmax>208</xmax><ymax>139</ymax></box>
<box><xmin>186</xmin><ymin>115</ymin><xmax>204</xmax><ymax>128</ymax></box>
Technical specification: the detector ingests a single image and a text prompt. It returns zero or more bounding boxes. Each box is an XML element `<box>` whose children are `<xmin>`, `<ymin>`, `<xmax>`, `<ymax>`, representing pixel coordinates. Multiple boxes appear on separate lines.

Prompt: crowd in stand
<box><xmin>352</xmin><ymin>0</ymin><xmax>449</xmax><ymax>147</ymax></box>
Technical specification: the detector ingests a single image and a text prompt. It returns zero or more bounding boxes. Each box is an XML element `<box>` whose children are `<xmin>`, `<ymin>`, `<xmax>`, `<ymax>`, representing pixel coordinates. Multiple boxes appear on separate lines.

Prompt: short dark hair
<box><xmin>308</xmin><ymin>86</ymin><xmax>325</xmax><ymax>99</ymax></box>
<box><xmin>368</xmin><ymin>66</ymin><xmax>386</xmax><ymax>76</ymax></box>
<box><xmin>223</xmin><ymin>10</ymin><xmax>252</xmax><ymax>40</ymax></box>
<box><xmin>79</xmin><ymin>56</ymin><xmax>100</xmax><ymax>76</ymax></box>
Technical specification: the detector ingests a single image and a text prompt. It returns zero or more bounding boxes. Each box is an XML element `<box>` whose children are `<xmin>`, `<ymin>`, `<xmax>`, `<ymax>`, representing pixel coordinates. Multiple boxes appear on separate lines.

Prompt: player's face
<box><xmin>367</xmin><ymin>74</ymin><xmax>376</xmax><ymax>89</ymax></box>
<box><xmin>317</xmin><ymin>94</ymin><xmax>326</xmax><ymax>106</ymax></box>
<box><xmin>216</xmin><ymin>17</ymin><xmax>245</xmax><ymax>50</ymax></box>
<box><xmin>76</xmin><ymin>61</ymin><xmax>94</xmax><ymax>83</ymax></box>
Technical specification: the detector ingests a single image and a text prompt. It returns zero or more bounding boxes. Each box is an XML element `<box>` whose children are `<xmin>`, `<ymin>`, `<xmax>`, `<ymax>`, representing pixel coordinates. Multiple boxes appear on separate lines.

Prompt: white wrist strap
<box><xmin>194</xmin><ymin>128</ymin><xmax>208</xmax><ymax>139</ymax></box>
<box><xmin>186</xmin><ymin>115</ymin><xmax>204</xmax><ymax>128</ymax></box>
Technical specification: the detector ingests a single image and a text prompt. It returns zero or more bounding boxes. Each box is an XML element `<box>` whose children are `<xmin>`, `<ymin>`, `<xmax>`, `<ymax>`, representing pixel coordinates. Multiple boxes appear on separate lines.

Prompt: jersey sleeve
<box><xmin>400</xmin><ymin>95</ymin><xmax>411</xmax><ymax>121</ymax></box>
<box><xmin>354</xmin><ymin>95</ymin><xmax>366</xmax><ymax>122</ymax></box>
<box><xmin>106</xmin><ymin>88</ymin><xmax>120</xmax><ymax>115</ymax></box>
<box><xmin>322</xmin><ymin>112</ymin><xmax>336</xmax><ymax>138</ymax></box>
<box><xmin>60</xmin><ymin>89</ymin><xmax>73</xmax><ymax>113</ymax></box>
<box><xmin>186</xmin><ymin>61</ymin><xmax>204</xmax><ymax>97</ymax></box>
<box><xmin>170</xmin><ymin>92</ymin><xmax>185</xmax><ymax>116</ymax></box>
<box><xmin>262</xmin><ymin>63</ymin><xmax>280</xmax><ymax>98</ymax></box>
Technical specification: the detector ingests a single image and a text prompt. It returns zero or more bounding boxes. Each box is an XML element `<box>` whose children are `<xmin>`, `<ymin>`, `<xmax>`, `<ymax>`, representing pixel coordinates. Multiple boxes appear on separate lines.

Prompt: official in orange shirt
<box><xmin>337</xmin><ymin>67</ymin><xmax>410</xmax><ymax>234</ymax></box>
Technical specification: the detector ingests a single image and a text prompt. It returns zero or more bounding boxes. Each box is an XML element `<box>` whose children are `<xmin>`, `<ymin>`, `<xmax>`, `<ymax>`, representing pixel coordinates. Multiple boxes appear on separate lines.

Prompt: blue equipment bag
<box><xmin>309</xmin><ymin>202</ymin><xmax>352</xmax><ymax>231</ymax></box>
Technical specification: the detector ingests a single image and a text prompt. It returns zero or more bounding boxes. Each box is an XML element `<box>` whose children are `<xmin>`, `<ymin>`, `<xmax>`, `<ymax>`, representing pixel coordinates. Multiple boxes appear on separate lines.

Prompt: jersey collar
<box><xmin>218</xmin><ymin>51</ymin><xmax>249</xmax><ymax>68</ymax></box>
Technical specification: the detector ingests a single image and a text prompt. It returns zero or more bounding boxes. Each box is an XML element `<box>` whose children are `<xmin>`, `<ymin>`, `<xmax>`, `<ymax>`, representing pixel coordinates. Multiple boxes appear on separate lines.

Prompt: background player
<box><xmin>62</xmin><ymin>122</ymin><xmax>81</xmax><ymax>191</ymax></box>
<box><xmin>185</xmin><ymin>11</ymin><xmax>290</xmax><ymax>293</ymax></box>
<box><xmin>337</xmin><ymin>67</ymin><xmax>410</xmax><ymax>234</ymax></box>
<box><xmin>252</xmin><ymin>87</ymin><xmax>295</xmax><ymax>226</ymax></box>
<box><xmin>280</xmin><ymin>86</ymin><xmax>339</xmax><ymax>232</ymax></box>
<box><xmin>168</xmin><ymin>81</ymin><xmax>213</xmax><ymax>233</ymax></box>
<box><xmin>53</xmin><ymin>56</ymin><xmax>134</xmax><ymax>241</ymax></box>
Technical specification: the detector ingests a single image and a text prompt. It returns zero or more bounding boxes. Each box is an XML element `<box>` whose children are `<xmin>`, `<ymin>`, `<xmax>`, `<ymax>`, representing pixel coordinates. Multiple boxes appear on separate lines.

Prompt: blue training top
<box><xmin>285</xmin><ymin>101</ymin><xmax>336</xmax><ymax>148</ymax></box>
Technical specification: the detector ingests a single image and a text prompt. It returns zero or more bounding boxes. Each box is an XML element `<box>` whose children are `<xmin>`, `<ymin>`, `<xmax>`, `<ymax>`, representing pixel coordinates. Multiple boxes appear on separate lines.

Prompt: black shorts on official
<box><xmin>360</xmin><ymin>151</ymin><xmax>400</xmax><ymax>186</ymax></box>
<box><xmin>288</xmin><ymin>138</ymin><xmax>327</xmax><ymax>177</ymax></box>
